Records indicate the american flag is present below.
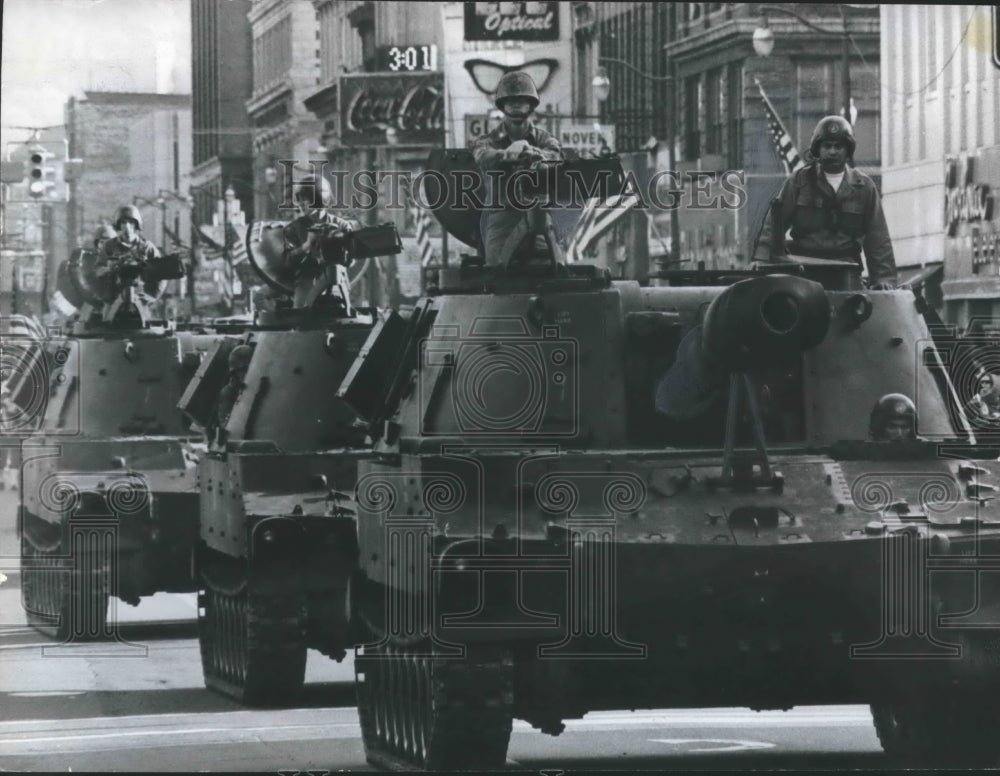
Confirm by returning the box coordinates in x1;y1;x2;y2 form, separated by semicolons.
565;191;641;263
223;221;248;307
755;77;805;174
403;174;435;267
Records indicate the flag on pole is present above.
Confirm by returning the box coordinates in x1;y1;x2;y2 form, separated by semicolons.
565;191;641;263
402;175;435;267
755;77;805;174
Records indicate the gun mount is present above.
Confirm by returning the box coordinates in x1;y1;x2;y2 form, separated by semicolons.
57;248;186;332
245;218;401;326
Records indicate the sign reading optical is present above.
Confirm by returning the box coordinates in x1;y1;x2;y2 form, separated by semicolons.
464;1;559;42
377;45;438;72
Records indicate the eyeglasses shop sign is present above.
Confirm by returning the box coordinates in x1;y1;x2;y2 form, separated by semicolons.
464;2;559;41
340;73;444;147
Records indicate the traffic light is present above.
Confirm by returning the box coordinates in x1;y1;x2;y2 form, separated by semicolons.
27;147;55;199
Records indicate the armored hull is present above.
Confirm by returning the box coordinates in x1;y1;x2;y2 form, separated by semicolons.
19;330;225;640
194;325;376;704
186;219;403;705
346;271;1000;769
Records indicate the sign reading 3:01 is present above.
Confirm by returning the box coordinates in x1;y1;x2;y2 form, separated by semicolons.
377;45;438;72
464;1;560;41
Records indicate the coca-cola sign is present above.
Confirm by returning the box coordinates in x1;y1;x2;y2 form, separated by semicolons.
464;1;560;42
340;73;445;147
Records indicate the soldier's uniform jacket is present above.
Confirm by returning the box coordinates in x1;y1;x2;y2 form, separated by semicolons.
470;121;563;264
754;163;897;285
470;121;563;175
100;234;161;266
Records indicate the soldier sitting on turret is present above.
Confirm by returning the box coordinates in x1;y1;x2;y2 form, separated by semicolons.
282;176;361;308
285;176;360;270
753;116;898;290
470;71;563;265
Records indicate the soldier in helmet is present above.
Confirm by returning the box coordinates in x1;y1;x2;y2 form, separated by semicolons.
101;205;161;266
284;175;360;272
869;393;919;441
208;344;253;448
93;224;117;255
754;115;898;290
470;70;563;265
97;205;161;300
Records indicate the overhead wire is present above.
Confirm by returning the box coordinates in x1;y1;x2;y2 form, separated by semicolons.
846;5;981;98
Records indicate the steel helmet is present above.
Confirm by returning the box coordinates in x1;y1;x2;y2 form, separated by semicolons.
114;204;143;231
93;224;117;247
292;175;333;208
228;344;253;374
809;115;856;159
494;71;540;110
869;393;916;440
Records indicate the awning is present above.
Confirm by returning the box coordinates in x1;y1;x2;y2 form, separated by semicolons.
896;263;943;290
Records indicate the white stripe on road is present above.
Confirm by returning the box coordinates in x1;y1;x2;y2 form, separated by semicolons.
0;706;874;756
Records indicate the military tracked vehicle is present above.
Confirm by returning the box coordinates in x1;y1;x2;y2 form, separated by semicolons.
336;151;1000;769
18;246;227;641
179;215;402;704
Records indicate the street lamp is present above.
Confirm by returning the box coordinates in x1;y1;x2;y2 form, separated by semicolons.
753;5;857;125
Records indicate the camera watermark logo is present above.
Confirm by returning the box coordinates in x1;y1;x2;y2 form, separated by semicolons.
420;316;579;437
919;317;1000;442
0;318;67;435
19;470;150;654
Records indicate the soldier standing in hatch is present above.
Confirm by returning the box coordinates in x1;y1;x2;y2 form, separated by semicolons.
470;71;563;265
869;393;921;441
754;116;898;290
98;205;161;301
100;205;161;267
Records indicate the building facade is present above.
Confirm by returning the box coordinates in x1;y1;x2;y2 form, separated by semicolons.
307;0;446;305
879;4;1000;331
191;0;255;225
247;0;324;219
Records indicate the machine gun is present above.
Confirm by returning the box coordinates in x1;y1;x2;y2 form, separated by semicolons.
246;218;402;323
56;248;187;330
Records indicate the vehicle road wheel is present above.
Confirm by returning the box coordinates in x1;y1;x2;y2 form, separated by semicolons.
21;525;110;642
356;641;513;770
872;695;1000;767
198;563;307;706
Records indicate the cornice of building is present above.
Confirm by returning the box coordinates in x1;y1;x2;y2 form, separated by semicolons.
247;78;295;117
303;81;338;120
248;0;290;26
